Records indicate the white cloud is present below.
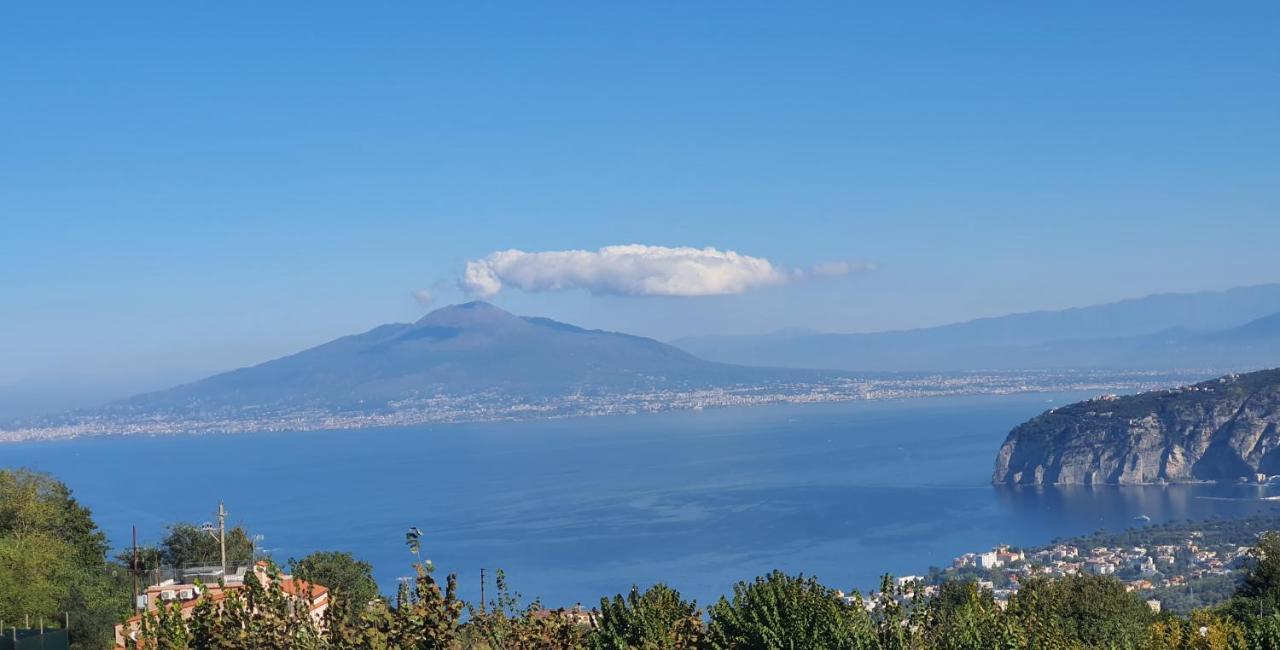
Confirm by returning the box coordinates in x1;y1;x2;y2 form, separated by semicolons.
460;244;869;298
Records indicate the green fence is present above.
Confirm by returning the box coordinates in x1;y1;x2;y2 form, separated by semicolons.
0;628;70;650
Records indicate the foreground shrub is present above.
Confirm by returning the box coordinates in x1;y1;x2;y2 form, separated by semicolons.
592;583;704;649
1147;610;1248;649
1008;574;1153;649
706;570;876;649
461;568;587;650
919;580;1024;650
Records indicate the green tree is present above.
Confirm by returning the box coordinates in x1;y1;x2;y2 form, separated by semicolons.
706;570;876;649
921;580;1024;650
1243;611;1280;649
292;550;381;614
0;468;129;649
1224;531;1280;623
159;522;256;569
1008;574;1153;649
1147;610;1247;649
591;583;704;650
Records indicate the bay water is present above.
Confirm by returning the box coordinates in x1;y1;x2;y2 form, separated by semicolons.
6;392;1279;606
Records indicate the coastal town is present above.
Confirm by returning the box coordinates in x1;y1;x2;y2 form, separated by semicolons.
852;517;1278;615
1;369;1201;442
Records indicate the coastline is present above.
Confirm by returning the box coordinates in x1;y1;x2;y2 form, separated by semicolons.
1;371;1199;444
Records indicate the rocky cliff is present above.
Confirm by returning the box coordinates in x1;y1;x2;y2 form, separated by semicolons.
993;368;1280;485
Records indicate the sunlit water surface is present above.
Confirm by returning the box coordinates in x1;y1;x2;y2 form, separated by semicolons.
7;392;1279;605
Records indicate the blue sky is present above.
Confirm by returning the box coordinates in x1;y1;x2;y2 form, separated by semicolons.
2;2;1278;391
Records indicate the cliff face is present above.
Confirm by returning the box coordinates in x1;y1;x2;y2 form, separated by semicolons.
993;369;1280;485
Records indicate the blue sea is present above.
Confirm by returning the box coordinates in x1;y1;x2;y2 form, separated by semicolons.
6;392;1280;607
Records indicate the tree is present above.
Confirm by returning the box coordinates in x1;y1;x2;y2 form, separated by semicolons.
920;580;1023;650
1147;610;1247;649
591;583;704;650
115;544;164;579
291;550;380;614
1229;532;1280;619
1007;573;1153;648
706;571;876;649
159;522;256;569
0;468;129;649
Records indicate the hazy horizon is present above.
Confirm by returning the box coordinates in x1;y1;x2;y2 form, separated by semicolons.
4;281;1279;421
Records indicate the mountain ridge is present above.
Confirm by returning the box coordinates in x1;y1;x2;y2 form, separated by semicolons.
36;302;834;429
674;284;1280;371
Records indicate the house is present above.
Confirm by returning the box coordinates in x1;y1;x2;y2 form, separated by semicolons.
896;575;924;588
1085;560;1116;576
995;545;1024;565
1126;579;1154;591
114;562;328;648
1139;557;1158;576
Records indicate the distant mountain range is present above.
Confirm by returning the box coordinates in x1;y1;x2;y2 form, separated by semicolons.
673;284;1280;372
9;285;1280;440
69;302;829;419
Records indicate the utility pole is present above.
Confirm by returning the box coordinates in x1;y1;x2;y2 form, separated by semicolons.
132;526;140;613
218;502;228;578
480;568;486;613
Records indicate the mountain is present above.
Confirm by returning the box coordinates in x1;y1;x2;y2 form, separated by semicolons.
992;368;1280;485
673;284;1280;371
45;302;829;426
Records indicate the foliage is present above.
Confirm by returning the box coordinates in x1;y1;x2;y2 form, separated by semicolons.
158;521;255;569
115;545;165;576
591;583;704;650
111;529;1280;650
918;580;1024;649
1007;573;1153;648
132;562;326;650
130;558;465;650
1054;517;1280;551
335;556;464;648
1152;574;1241;615
1229;532;1280;617
1147;611;1248;650
461;568;588;649
706;570;876;649
292;551;381;614
0;468;129;650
